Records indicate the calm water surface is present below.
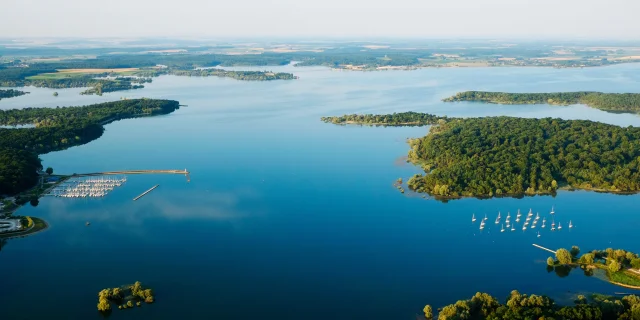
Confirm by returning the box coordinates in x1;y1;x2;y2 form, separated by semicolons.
1;64;640;319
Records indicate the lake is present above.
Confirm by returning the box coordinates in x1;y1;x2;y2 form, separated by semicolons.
1;64;640;319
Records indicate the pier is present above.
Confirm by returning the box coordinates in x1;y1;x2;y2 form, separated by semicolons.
532;244;556;254
133;184;159;201
72;169;189;177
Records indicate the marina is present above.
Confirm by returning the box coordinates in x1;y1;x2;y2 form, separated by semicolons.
46;176;127;198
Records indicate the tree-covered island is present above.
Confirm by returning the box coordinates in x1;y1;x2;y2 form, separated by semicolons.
444;91;640;113
0;99;180;196
97;281;155;313
321;112;446;126
322;113;640;199
0;89;28;100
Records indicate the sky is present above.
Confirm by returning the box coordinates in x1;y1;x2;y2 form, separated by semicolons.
2;0;639;39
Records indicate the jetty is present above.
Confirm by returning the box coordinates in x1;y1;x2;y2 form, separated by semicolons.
72;169;189;177
133;184;159;201
532;244;556;254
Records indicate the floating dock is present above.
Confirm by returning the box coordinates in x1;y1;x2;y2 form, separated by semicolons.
133;184;159;201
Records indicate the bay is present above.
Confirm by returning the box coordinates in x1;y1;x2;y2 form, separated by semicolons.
1;64;640;319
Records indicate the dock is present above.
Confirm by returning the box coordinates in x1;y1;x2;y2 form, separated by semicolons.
133;184;159;201
532;244;556;254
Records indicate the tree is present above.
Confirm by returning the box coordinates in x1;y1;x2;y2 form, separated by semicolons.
45;167;53;175
97;299;111;312
580;253;595;265
547;257;555;266
29;198;39;207
556;248;572;265
571;246;580;258
609;260;621;273
423;305;433;319
631;258;640;269
53;92;58;96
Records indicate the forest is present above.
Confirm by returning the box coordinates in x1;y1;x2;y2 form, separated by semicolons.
0;99;180;195
0;89;28;100
321;112;446;126
444;91;640;113
402;116;640;199
423;290;640;320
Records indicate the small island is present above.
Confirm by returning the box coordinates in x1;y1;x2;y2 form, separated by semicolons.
546;246;640;289
0;89;28;100
322;113;640;200
97;281;155;313
422;289;640;320
163;69;296;81
443;91;640;113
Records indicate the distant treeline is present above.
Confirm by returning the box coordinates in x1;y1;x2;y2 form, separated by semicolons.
164;69;296;81
444;91;640;113
0;89;28;100
0;99;180;194
321;112;446;126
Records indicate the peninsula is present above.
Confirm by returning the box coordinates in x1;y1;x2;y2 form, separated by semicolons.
443;91;640;113
0;89;28;100
322;113;640;200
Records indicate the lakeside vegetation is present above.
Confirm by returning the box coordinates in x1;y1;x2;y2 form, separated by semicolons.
321;112;446;126
0;99;179;195
97;281;155;313
405;116;640;199
423;290;640;320
547;246;640;289
162;69;296;80
444;91;640;113
0;89;28;100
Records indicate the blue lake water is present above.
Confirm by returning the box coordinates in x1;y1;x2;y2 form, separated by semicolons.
1;64;640;319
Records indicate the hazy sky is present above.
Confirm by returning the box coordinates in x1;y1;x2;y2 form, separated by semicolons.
3;0;639;38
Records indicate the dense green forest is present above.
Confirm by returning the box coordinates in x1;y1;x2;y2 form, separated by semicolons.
0;89;28;100
321;112;446;126
444;91;640;113
0;99;179;195
406;116;640;199
423;290;640;320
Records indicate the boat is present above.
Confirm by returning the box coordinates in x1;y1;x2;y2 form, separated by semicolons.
569;220;573;229
522;225;527;231
528;208;533;216
541;218;546;228
537;231;541;238
472;214;476;222
495;212;501;224
550;205;555;215
480;221;485;230
511;224;515;231
531;222;536;229
535;212;540;221
558;222;562;230
501;224;505;232
484;214;488;221
551;219;556;231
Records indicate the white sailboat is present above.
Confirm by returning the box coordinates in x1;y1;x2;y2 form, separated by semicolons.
550;206;555;215
537;231;541;238
495;212;501;224
516;209;521;218
541;218;546;228
535;212;540;221
551;219;556;231
528;208;533;216
522;224;527;231
472;214;476;222
501;224;505;232
569;220;573;229
505;212;510;224
511;224;516;231
531;221;537;229
480;220;485;230
558;222;562;230
484;214;488;221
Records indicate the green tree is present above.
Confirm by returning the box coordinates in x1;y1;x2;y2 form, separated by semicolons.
556;248;572;265
580;253;595;265
97;299;111;312
547;257;555;266
423;305;433;319
609;260;621;273
631;258;640;269
571;246;580;257
45;167;53;175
